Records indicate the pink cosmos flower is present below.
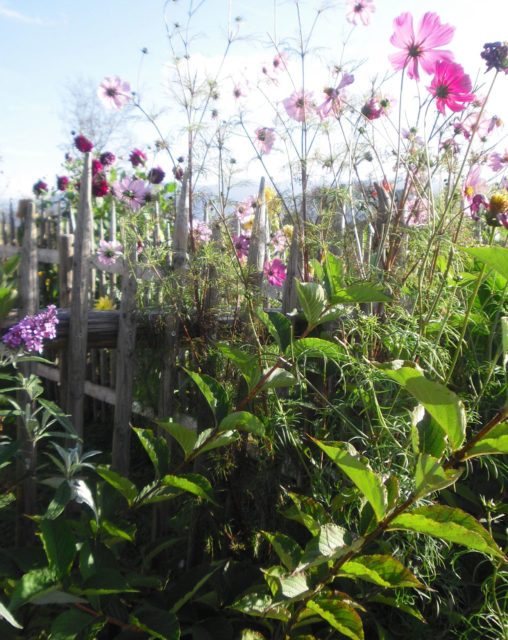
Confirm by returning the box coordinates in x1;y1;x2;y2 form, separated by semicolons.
389;12;455;80
427;61;475;115
264;259;286;287
233;82;248;100
489;151;508;172
361;98;382;120
129;148;147;167
235;196;256;222
98;76;131;111
463;166;487;204
92;159;104;176
470;194;489;221
283;90;315;122
192;221;212;244
33;180;48;196
254;127;276;155
272;52;289;72
270;229;288;254
97;239;123;266
316;73;354;120
112;177;151;211
346;0;375;26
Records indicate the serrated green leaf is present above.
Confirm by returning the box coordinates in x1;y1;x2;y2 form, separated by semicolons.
411;405;446;458
184;369;229;424
257;309;292;351
379;362;466;450
465;423;508;458
307;598;364;640
194;429;239;454
340;555;423;588
262;367;296;389
130;607;180;640
461;246;508;280
134;428;169;478
81;569;138;595
414;454;463;497
295;281;327;327
262;531;302;571
313;439;387;521
157;420;197;457
217;344;261;390
219;411;265;436
50;608;98;639
297;523;356;571
289;337;344;361
170;564;221;613
283;492;329;535
231;593;290;621
323;252;344;301
162;473;216;504
45;481;72;520
367;594;425;622
277;572;310;600
96;466;137;505
332;283;391;305
39;519;76;579
9;567;57;610
389;505;505;559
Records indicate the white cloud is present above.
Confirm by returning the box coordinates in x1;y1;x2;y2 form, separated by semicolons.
0;3;57;26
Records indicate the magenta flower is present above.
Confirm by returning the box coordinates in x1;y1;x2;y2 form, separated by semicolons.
98;76;132;110
32;180;48;196
56;176;69;191
97;239;123;266
254;127;276;155
346;0;375;26
361;98;382;120
470;194;489;221
192;221;212;244
112;177;151;211
233;234;250;260
99;151;116;166
489;151;508;172
389;12;455;80
92;175;109;197
74;134;93;153
92;159;104;176
233;83;248;100
427;61;475;114
283;90;315;122
3;305;58;354
129;148;147;167
264;259;286;287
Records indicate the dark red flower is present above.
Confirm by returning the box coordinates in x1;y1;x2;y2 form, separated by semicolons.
33;180;48;196
92;159;104;176
129;148;147;167
74;134;93;153
99;151;116;166
173;165;184;181
148;166;165;184
92;175;109;197
56;176;69;191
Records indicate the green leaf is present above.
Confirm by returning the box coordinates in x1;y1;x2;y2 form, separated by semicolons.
283;492;329;535
257;309;292;351
134;428;169;478
461;246;508;281
340;555;423;588
39;519;76;579
157;420;197;457
184;369;229;424
276;572;310;600
411;405;446;458
414;455;463;497
289;337;344;361
323;252;344;301
307;598;364;640
0;598;22;629
162;473;216;504
297;523;357;571
219;411;265;436
45;481;72;520
9;567;57;610
262;531;302;571
262;368;297;389
389;505;505;559
332;283;391;305
130;607;180;640
367;594;425;623
81;569;138;595
313;439;387;521
217;344;261;390
194;428;239;454
50;609;98;640
465;423;508;458
231;593;290;621
96;466;137;505
170;564;221;613
295;281;327;327
379;362;466;450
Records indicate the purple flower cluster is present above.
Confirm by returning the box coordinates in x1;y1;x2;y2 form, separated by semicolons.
2;305;59;354
481;42;508;73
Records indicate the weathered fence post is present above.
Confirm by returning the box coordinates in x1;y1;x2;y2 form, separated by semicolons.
16;199;38;544
58;233;74;410
247;177;267;292
67;153;92;438
111;251;137;475
282;224;303;314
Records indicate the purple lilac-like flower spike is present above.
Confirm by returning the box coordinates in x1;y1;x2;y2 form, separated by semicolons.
3;306;59;354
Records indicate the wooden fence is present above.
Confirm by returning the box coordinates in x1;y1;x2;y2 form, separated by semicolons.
0;153;287;477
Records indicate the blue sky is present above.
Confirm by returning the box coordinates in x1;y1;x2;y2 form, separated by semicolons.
1;0;507;200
